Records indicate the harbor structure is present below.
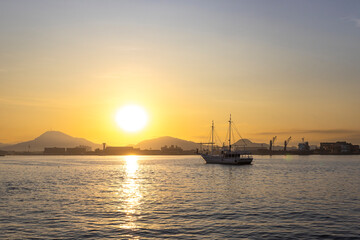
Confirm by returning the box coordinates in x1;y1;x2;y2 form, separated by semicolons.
298;141;310;152
320;142;359;154
44;147;66;155
104;146;140;155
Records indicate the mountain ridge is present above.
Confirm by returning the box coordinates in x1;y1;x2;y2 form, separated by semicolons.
1;131;101;152
1;131;293;152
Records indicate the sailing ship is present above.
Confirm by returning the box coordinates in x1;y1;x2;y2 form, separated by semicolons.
200;115;253;165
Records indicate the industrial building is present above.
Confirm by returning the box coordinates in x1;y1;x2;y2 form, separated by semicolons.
161;145;183;154
103;146;140;155
44;147;66;155
44;146;92;155
66;146;88;155
320;141;359;154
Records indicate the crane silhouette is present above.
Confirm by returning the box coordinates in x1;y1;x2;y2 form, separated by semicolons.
284;136;292;151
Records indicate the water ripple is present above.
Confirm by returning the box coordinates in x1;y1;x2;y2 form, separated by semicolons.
0;155;360;239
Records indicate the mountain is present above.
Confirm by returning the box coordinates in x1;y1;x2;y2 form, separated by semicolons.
136;136;199;150
2;131;101;152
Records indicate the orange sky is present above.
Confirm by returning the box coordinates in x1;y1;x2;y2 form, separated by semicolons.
1;1;360;146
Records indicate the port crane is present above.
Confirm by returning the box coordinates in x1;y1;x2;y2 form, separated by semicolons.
284;136;292;151
269;136;277;151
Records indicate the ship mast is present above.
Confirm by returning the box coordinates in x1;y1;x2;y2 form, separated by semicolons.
211;120;214;154
229;114;232;152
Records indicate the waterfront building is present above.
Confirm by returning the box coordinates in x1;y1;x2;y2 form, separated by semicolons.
320;141;359;154
104;146;140;155
44;147;66;155
66;146;88;155
161;145;183;154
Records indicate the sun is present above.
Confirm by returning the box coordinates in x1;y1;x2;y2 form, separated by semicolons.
115;105;148;132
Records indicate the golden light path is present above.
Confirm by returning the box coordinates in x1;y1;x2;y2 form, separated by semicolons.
119;155;142;230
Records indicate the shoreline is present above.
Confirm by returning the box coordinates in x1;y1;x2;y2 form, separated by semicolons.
1;152;360;156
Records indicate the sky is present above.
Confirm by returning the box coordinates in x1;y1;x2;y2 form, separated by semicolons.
0;0;360;146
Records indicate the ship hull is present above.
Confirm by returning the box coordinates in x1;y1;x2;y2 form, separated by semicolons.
201;154;253;165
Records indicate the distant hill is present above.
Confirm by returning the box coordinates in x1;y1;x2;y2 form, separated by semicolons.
136;136;199;150
0;143;10;148
1;131;101;152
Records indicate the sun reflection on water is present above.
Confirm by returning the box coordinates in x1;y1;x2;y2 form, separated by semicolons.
125;155;138;175
119;155;142;230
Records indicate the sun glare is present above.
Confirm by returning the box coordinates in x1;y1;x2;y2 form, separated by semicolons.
116;105;148;132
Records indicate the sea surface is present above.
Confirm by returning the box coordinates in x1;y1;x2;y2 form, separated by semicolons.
0;155;359;239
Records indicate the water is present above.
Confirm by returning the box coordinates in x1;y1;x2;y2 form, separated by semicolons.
1;155;359;239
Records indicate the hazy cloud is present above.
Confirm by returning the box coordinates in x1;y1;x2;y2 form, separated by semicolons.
254;129;360;144
352;18;360;27
0;97;68;109
346;134;360;142
344;17;360;28
256;129;360;135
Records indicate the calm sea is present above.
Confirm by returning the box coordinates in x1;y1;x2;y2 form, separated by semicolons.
0;155;359;239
